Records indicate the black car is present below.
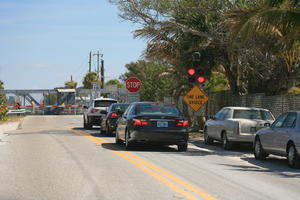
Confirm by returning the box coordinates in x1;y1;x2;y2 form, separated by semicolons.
100;103;130;136
115;102;189;151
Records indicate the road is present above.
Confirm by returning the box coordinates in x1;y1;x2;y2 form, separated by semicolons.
0;116;300;200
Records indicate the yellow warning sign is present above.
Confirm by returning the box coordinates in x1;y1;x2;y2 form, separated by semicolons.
183;85;209;112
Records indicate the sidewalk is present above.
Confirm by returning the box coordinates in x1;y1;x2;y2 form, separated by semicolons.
0;120;22;142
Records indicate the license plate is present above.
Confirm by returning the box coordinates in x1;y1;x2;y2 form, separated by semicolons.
157;121;168;127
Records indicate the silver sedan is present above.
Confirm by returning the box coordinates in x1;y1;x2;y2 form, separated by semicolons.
254;111;300;168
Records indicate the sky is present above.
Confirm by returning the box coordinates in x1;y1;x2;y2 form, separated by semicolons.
0;0;145;89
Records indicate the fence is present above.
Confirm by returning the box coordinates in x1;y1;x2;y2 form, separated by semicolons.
164;91;300;119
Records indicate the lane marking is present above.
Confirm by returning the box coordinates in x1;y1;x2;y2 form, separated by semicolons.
66;127;217;200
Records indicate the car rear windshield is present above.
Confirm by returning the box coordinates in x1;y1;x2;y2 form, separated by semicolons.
94;100;117;107
233;109;273;120
136;104;180;115
111;104;130;112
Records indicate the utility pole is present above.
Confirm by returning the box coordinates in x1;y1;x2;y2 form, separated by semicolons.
88;51;92;72
93;51;104;88
101;59;104;89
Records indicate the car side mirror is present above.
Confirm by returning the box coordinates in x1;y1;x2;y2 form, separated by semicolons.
264;122;271;127
83;106;88;109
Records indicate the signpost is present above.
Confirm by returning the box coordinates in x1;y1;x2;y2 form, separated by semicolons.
126;77;141;93
183;85;209;112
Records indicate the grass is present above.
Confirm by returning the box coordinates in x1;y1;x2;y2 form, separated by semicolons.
0;116;24;125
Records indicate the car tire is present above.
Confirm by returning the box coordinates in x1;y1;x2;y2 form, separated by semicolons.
287;144;300;169
254;137;267;160
100;125;106;135
204;127;213;145
106;124;112;136
222;132;232;150
115;131;123;145
83;117;87;129
125;129;134;150
177;143;188;152
86;117;93;130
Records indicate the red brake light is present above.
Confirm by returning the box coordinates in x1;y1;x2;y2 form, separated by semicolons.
133;119;149;126
177;121;189;127
91;109;100;113
111;112;118;117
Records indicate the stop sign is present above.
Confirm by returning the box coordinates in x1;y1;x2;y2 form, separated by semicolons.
126;77;141;93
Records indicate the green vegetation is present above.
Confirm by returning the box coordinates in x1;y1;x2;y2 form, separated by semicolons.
120;60;176;101
65;80;77;89
288;87;300;94
110;0;300;97
0;80;8;121
105;79;123;88
83;72;101;89
0;116;24;125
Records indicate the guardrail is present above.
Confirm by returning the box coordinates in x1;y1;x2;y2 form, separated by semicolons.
8;109;26;116
1;105;85;115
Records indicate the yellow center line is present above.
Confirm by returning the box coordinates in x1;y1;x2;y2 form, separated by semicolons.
66;126;217;200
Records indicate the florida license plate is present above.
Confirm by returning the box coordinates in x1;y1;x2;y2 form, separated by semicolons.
157;121;168;127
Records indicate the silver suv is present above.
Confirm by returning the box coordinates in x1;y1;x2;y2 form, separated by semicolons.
204;107;274;150
83;97;117;129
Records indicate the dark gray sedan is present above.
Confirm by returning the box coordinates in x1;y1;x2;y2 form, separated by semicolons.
115;102;189;151
254;111;300;168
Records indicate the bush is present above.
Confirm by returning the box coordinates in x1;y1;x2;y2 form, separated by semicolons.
0;106;8;121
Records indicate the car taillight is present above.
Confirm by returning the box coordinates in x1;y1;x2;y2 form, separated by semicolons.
133;119;149;126
111;112;118;118
177;121;189;127
91;109;100;113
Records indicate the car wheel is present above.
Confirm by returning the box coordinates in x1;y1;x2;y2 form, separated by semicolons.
222;132;232;150
287;144;300;169
177;143;188;152
115;130;123;144
204;127;213;145
106;124;112;136
254;137;267;160
115;130;123;145
125;129;134;150
83;117;87;129
86;117;93;129
100;125;106;135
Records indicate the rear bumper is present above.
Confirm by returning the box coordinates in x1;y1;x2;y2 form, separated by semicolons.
228;133;255;143
88;116;103;126
129;130;188;145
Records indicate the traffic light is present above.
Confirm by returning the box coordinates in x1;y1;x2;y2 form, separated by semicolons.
187;67;196;83
187;52;208;84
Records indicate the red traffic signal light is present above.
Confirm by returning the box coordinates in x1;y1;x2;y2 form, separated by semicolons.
187;68;196;76
197;76;205;84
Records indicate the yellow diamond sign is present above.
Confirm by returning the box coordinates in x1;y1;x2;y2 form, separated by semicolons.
183;85;209;112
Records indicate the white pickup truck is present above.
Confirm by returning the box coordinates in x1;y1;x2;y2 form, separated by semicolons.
204;107;275;150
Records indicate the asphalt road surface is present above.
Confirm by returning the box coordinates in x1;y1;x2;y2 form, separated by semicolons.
0;116;300;200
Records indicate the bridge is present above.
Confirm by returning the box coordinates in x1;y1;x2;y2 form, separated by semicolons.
0;86;139;108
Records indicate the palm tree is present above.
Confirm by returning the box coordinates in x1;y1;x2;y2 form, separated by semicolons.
82;72;101;89
228;0;300;89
